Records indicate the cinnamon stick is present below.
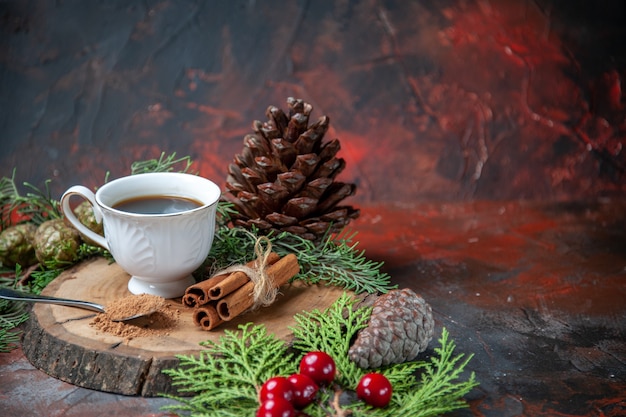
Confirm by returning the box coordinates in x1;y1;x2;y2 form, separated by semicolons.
208;252;281;300
217;253;300;321
183;254;280;307
182;274;229;307
192;303;224;331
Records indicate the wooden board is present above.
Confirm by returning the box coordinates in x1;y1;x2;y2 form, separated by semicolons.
21;257;350;397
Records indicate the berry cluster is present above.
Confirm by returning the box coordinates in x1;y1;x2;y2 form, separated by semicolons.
256;351;392;416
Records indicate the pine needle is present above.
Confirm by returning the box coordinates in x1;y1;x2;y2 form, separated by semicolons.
0;169;60;228
0;287;30;353
206;223;396;294
392;329;478;417
290;293;372;387
162;323;296;416
130;152;194;174
162;294;478;417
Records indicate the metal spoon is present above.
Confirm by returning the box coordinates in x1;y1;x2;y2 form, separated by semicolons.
0;287;159;322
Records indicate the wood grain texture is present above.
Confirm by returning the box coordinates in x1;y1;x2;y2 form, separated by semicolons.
21;257;348;396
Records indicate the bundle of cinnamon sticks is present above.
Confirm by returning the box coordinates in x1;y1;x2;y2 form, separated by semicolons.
183;252;299;331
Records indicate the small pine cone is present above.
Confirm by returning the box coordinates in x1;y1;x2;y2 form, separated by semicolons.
73;200;104;246
0;223;38;268
33;219;81;264
349;288;434;368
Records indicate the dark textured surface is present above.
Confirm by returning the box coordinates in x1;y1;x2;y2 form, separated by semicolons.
0;1;625;416
2;201;625;416
357;201;626;416
0;0;624;202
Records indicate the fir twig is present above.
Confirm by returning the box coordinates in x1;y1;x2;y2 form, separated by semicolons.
216;201;238;228
161;295;478;417
279;229;397;294
393;329;478;417
290;293;371;387
130;152;194;175
0;287;30;353
206;225;396;294
0;170;60;228
162;323;296;416
26;268;64;295
0;269;30;352
15;180;61;225
0;327;22;353
289;295;478;417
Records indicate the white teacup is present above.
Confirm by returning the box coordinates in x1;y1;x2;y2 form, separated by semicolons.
61;172;221;298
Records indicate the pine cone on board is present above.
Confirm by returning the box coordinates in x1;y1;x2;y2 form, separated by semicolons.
349;288;435;368
224;97;359;242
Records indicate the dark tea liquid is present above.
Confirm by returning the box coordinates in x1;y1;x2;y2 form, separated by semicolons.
113;195;203;214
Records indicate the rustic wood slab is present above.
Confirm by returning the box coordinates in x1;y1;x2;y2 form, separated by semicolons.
21;257;349;396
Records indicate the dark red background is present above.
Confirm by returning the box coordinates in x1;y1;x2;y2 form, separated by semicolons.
1;1;625;417
0;0;624;202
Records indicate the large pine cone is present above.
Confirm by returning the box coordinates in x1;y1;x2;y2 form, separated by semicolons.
224;97;359;241
349;288;435;368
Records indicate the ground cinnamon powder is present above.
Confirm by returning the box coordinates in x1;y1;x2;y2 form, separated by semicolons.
90;294;180;340
106;293;166;321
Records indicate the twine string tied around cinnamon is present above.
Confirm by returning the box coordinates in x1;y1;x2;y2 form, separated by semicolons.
210;236;278;310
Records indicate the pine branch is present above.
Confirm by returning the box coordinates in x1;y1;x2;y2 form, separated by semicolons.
290;293;372;387
206;224;396;294
0;327;22;352
161;295;478;417
0;298;29;330
272;229;397;294
26;268;63;295
0;289;30;352
392;329;478;417
15;180;61;225
162;323;296;416
130;152;194;174
0;170;60;228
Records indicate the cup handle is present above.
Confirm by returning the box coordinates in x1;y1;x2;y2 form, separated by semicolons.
60;185;110;251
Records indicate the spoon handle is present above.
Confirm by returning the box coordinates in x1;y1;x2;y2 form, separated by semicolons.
0;287;106;313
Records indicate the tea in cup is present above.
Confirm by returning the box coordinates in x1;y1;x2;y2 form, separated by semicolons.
61;172;221;298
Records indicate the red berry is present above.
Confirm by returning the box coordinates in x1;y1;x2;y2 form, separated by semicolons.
356;373;392;408
256;397;295;417
299;351;336;385
260;376;294;403
287;373;319;408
